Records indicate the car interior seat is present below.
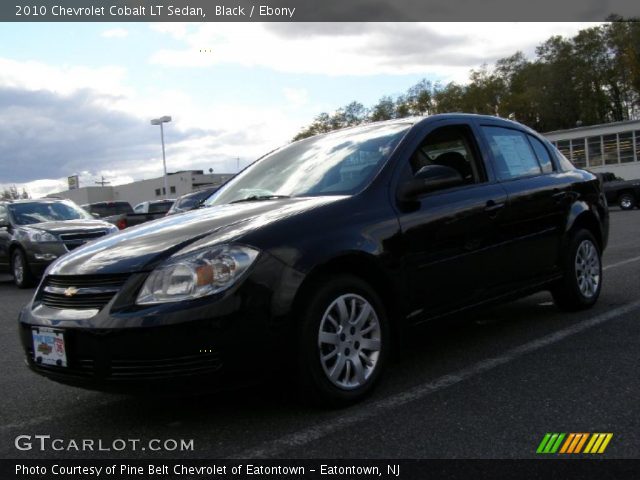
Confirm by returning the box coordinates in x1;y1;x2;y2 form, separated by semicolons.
433;151;473;183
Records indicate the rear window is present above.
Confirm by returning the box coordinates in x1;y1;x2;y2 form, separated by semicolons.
149;201;173;214
88;203;132;217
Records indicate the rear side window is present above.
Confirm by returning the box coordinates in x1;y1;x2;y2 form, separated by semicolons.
482;126;541;180
527;135;554;173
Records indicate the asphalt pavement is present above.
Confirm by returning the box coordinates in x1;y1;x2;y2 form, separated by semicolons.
1;208;639;459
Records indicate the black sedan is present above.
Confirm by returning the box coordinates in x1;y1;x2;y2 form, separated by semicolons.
18;114;608;405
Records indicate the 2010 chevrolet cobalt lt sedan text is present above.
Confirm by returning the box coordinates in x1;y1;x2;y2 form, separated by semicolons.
19;114;608;405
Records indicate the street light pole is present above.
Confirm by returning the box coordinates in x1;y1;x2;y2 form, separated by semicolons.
150;115;172;197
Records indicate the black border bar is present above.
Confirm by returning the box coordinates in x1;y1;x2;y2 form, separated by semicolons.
3;0;640;22
4;459;640;480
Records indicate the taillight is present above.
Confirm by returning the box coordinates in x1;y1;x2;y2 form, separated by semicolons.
116;218;127;230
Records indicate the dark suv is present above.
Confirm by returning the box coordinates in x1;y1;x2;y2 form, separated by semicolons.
0;199;117;287
18;115;608;405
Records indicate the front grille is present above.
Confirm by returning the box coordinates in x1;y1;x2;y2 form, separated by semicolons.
39;274;129;311
59;230;108;250
110;354;222;379
28;350;221;381
59;230;108;241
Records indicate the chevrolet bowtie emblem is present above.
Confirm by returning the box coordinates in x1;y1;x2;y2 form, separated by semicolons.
64;286;79;297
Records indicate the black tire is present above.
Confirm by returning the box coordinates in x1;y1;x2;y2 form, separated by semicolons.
12;249;36;289
297;274;389;407
551;229;602;311
618;193;636;210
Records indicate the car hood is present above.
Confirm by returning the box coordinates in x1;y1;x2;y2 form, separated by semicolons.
48;197;343;275
20;220;114;233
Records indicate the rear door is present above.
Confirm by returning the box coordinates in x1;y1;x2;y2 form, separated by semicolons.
395;120;509;316
478;124;572;285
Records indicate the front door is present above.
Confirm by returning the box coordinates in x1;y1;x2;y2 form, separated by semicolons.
395;123;508;318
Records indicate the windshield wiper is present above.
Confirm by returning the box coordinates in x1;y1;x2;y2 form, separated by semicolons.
230;195;291;204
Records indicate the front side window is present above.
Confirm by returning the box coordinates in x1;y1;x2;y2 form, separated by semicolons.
409;124;485;185
207;122;411;206
8;201;92;226
482;126;542;180
134;204;145;213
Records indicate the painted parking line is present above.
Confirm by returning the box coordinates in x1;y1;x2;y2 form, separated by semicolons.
603;255;640;271
235;298;640;458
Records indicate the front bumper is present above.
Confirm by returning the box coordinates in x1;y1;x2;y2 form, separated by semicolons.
18;254;301;392
24;242;68;277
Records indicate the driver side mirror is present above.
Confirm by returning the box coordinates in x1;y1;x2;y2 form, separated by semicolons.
0;217;10;229
398;164;465;201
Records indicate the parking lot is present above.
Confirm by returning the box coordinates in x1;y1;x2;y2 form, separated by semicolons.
0;208;639;460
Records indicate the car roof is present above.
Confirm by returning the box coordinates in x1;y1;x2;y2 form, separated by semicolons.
300;113;537;142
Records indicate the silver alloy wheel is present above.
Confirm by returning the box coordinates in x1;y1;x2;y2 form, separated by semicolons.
13;252;24;285
575;239;600;298
318;293;381;390
620;196;632;209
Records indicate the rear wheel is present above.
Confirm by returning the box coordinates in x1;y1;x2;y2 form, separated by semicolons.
297;275;389;406
619;193;636;210
551;229;602;311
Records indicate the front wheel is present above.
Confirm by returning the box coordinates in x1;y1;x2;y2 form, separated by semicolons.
551;229;602;311
297;275;389;407
12;249;36;289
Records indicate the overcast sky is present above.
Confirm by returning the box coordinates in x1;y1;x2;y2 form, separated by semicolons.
0;22;599;197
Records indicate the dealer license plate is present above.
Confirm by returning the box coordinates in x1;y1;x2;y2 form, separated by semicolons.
31;327;67;367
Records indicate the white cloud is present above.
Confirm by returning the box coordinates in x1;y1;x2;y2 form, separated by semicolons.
283;87;309;108
0;57;130;97
101;27;129;39
149;22;600;83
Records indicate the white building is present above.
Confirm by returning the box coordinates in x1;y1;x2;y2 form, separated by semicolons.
545;119;640;179
49;170;234;206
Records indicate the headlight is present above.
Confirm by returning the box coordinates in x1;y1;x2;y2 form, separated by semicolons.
23;228;57;243
136;244;260;305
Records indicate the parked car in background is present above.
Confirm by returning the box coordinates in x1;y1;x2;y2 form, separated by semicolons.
0;199;117;287
83;200;177;230
82;201;134;218
166;187;219;215
18;115;608;405
597;172;640;210
133;200;174;215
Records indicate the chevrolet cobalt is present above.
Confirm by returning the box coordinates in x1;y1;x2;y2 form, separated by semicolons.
19;115;608;405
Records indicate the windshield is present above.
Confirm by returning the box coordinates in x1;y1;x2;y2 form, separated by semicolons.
206;122;411;206
8;201;93;225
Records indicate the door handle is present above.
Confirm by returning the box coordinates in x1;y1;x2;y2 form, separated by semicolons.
484;200;505;217
552;190;568;203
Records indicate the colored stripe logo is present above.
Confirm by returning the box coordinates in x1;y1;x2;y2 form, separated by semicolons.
537;433;613;454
